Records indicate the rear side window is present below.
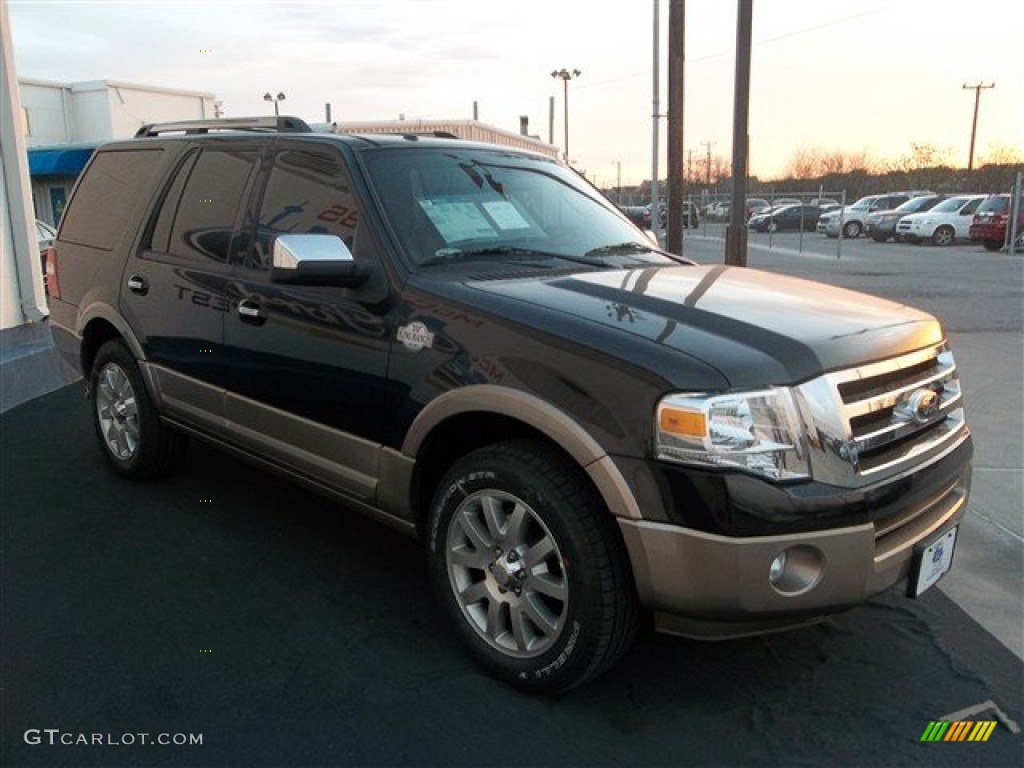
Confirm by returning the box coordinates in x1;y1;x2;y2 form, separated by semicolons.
59;149;163;250
146;148;259;264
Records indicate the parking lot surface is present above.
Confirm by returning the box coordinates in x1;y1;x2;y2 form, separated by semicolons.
3;227;1022;767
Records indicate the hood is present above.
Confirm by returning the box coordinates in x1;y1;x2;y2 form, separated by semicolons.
465;265;943;388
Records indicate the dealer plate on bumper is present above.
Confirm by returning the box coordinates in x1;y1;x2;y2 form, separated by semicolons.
910;526;958;597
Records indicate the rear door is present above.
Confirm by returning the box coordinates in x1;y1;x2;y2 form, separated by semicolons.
953;196;985;238
122;142;261;430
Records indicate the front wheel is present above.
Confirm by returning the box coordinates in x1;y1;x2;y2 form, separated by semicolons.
426;440;638;693
932;225;955;246
982;239;1002;252
842;221;862;238
90;340;185;479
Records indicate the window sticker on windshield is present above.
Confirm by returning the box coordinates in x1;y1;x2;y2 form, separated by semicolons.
482;200;531;231
418;200;497;242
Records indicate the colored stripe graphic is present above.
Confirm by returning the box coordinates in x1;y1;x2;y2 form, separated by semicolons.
969;722;997;742
945;722;970;741
921;720;997;743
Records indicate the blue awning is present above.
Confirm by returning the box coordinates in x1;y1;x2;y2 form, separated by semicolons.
28;147;95;176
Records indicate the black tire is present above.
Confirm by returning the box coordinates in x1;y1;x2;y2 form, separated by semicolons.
89;340;185;479
982;239;1002;252
842;221;862;238
426;440;638;693
932;225;955;246
870;234;889;242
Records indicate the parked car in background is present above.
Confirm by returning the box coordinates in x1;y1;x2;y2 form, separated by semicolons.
770;197;802;208
36;219;56;254
745;197;771;218
817;193;918;238
36;219;56;272
865;195;946;242
896;195;987;245
747;204;822;233
642;202;700;229
808;198;839;208
619;205;648;228
969;193;1024;251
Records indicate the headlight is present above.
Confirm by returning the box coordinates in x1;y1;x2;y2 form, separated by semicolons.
655;388;810;481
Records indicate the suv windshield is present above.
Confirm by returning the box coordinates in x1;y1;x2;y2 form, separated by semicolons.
849;196;879;210
895;196;941;214
930;197;971;213
360;147;663;267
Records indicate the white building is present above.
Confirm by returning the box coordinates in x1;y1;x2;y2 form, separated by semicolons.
20;78;216;224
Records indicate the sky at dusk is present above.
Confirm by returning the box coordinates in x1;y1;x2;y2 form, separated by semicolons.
8;0;1023;186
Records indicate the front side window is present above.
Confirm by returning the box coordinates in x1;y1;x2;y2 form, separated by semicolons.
245;147;359;271
361;147;654;267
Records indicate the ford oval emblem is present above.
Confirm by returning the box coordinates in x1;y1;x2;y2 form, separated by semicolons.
907;389;940;424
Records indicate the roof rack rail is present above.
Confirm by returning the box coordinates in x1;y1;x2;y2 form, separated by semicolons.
399;131;459;140
135;116;313;138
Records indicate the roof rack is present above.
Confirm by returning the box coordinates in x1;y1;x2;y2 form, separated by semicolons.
134;116;312;138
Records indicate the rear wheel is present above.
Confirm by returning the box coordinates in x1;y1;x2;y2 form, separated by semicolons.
932;225;955;246
426;440;638;693
90;340;185;479
870;233;889;242
982;239;1002;252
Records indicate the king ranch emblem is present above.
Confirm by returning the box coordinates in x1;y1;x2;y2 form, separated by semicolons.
397;322;435;352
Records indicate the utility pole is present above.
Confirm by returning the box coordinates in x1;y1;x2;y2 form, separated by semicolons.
724;0;752;267
666;0;685;256
962;82;995;172
700;140;716;188
651;0;661;240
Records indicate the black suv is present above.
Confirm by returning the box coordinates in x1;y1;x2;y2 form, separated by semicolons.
48;117;972;693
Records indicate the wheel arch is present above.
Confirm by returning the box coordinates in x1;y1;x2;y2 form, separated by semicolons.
78;307;159;405
79;304;145;375
401;386;643;533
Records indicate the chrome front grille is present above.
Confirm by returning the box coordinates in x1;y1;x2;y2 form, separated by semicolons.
794;343;969;488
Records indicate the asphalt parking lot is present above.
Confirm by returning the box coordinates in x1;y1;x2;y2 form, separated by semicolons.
2;228;1022;767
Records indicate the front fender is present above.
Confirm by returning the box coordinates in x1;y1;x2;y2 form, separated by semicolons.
402;385;643;521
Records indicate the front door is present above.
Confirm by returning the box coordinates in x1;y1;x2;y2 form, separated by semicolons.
221;143;394;502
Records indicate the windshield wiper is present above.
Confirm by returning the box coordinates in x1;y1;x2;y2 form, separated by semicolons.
421;246;608;268
584;241;658;257
585;241;693;265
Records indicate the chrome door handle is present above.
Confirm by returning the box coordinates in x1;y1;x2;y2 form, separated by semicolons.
237;299;265;325
127;275;149;295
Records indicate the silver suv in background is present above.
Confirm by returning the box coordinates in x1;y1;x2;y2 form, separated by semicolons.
865;194;947;242
817;192;930;238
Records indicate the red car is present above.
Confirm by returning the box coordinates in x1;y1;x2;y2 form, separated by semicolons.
969;193;1024;251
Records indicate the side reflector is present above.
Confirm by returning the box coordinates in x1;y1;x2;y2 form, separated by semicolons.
659;407;706;437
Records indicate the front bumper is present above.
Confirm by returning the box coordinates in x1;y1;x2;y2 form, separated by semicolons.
615;437;971;639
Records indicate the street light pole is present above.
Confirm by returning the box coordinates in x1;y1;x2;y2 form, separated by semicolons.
551;68;581;162
263;91;286;116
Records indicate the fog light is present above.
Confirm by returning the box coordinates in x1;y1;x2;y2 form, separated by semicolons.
768;546;824;596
